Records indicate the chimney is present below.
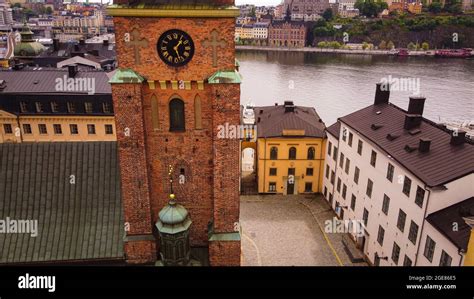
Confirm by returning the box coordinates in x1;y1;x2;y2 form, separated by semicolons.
284;101;295;113
419;138;431;153
53;38;59;52
68;64;78;78
374;82;390;105
450;130;466;146
407;96;426;116
103;39;109;46
79;39;85;45
404;114;422;130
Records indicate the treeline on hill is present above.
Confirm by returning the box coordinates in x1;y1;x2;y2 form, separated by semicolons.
310;14;474;49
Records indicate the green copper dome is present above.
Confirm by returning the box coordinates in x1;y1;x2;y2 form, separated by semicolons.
14;42;46;57
155;195;192;234
14;23;46;57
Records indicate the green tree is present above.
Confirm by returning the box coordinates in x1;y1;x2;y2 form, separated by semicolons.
422;42;429;50
428;1;442;13
379;40;387;49
444;0;462;14
407;42;416;50
355;0;388;18
387;40;395;49
330;41;342;49
322;8;333;21
46;7;53;15
362;42;369;50
249;6;256;18
317;41;328;48
314;26;335;37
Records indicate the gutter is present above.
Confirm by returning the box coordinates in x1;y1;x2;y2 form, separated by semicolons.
415;186;430;266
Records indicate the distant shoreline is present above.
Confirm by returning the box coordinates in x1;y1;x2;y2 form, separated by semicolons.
235;45;418;56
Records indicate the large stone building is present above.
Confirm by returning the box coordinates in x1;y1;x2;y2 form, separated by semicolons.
249;101;327;195
108;0;241;266
268;20;307;48
0;67;116;143
323;84;474;266
283;0;330;20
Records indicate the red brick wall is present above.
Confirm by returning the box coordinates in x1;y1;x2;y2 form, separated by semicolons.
111;83;156;263
209;240;241;266
124;240;156;264
142;85;214;246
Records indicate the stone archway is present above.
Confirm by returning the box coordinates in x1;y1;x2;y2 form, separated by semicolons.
241;141;257;195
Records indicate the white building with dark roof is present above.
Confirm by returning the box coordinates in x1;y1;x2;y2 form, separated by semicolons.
323;84;474;266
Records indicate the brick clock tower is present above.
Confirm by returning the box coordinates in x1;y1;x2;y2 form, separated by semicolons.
108;0;241;266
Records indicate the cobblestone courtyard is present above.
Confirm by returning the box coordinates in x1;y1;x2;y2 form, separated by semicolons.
240;194;368;266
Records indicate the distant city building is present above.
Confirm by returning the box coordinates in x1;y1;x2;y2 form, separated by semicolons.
283;0;330;20
337;0;360;18
268;20;307;48
253;22;269;40
0;0;12;26
323;84;474;266
462;0;473;11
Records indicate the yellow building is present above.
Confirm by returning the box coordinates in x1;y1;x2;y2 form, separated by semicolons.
0;111;116;143
464;217;474;266
0;66;116;143
253;102;326;195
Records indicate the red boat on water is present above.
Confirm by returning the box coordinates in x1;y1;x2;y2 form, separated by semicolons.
435;48;473;58
396;48;410;56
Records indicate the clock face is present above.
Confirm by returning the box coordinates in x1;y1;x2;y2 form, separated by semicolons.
157;29;195;67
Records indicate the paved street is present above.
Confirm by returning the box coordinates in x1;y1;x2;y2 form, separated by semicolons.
240;194;368;266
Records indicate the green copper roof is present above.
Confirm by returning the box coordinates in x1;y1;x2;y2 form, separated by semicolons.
208;70;242;84
14;42;46;57
109;68;144;84
155;201;192;234
209;232;241;242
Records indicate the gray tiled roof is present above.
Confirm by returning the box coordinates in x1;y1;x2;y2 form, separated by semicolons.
326;122;341;139
427;197;474;251
0;142;124;264
254;104;326;138
339;103;474;187
0;69;112;94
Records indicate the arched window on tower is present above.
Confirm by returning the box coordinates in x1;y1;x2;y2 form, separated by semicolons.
169;98;185;132
307;147;315;160
270;147;278;160
151;95;159;131
194;95;202;130
289;147;297;160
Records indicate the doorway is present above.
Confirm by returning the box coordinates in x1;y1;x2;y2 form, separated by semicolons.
287;182;294;195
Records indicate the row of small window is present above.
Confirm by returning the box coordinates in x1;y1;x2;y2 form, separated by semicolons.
379;236;452;266
323;187;448;266
327;145;425;207
268;182;313;192
269;146;316;160
269;167;314;176
20;101;112;114
3;123;114;135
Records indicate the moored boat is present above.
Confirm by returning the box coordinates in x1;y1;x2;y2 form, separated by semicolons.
435;48;473;58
